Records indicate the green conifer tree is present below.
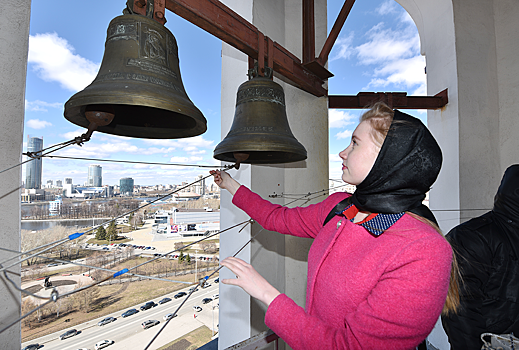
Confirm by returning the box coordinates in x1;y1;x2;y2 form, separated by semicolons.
106;221;118;242
95;225;106;240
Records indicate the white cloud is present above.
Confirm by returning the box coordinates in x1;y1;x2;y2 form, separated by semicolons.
28;32;99;92
169;156;203;163
60;129;85;139
329;153;344;181
329;153;342;163
27;119;52;129
144;135;215;155
25;100;62;112
330;32;354;61
335;129;353;140
356;24;418;65
329;110;357;129
367;55;425;90
376;0;399;15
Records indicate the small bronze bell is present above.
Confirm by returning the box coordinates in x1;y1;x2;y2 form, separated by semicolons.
214;71;307;164
64;12;206;139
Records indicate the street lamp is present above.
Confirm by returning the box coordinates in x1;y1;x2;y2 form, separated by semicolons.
211;298;215;336
195;249;198;282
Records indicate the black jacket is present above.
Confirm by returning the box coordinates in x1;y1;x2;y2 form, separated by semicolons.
442;165;519;350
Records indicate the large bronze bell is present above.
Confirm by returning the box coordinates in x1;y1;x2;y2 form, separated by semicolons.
64;13;206;139
214;75;307;164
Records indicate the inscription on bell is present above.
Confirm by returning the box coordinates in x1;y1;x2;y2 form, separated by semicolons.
237;87;285;106
229;126;275;135
126;59;177;79
98;72;183;94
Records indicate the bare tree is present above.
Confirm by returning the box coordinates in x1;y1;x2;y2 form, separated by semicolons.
21;298;37;327
200;242;217;254
174;242;185;251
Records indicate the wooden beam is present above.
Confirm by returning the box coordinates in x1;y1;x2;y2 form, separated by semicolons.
328;89;449;109
303;0;315;64
165;0;328;96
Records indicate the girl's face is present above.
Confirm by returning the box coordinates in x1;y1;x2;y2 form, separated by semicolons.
339;121;381;186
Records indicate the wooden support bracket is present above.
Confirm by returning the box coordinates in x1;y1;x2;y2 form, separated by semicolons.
328;89;449;109
165;0;328;97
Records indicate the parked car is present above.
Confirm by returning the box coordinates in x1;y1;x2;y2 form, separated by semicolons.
121;308;139;318
59;329;77;340
140;301;157;311
22;344;39;350
193;305;202;312
94;340;114;349
158;297;171;305
47;263;58;267
163;313;177;321
142;320;160;329
98;316;116;326
174;292;187;299
202;298;212;304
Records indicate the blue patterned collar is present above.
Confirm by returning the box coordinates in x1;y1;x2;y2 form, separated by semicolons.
338;204;404;236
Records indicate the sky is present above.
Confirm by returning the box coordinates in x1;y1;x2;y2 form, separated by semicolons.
23;0;426;187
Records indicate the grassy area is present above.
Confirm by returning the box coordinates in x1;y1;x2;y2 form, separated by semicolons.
157;326;214;350
86;236;132;245
21;253;219;342
21;273;215;342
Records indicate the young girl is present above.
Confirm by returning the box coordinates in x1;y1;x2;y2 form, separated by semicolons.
211;102;458;349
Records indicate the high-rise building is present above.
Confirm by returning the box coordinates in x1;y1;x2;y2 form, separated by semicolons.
193;174;206;195
25;137;43;189
65;178;72;185
87;165;102;187
120;177;134;196
56;180;63;187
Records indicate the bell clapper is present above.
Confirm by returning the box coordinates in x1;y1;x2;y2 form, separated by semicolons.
233;152;250;170
79;110;115;142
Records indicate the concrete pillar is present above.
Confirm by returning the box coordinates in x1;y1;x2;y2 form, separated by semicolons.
0;0;31;347
219;0;328;349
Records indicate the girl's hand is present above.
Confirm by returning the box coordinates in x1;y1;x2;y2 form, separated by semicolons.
220;256;280;307
210;170;241;195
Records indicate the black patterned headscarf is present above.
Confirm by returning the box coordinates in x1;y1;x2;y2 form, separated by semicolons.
351;109;442;224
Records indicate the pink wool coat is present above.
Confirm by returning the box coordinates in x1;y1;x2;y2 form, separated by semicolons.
233;186;452;350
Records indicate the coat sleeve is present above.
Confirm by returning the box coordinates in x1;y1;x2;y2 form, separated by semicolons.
265;235;453;350
442;222;493;350
232;185;347;239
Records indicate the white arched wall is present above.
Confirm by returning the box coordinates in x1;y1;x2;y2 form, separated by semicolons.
396;0;519;349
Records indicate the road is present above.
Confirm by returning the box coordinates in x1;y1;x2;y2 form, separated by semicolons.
22;279;220;350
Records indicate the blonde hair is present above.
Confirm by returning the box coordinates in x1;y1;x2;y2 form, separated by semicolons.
360;102;394;146
361;102;461;315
